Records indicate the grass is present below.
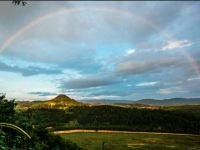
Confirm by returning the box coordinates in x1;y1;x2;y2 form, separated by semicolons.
61;132;200;150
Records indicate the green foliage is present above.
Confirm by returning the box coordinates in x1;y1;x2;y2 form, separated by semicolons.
0;131;8;150
67;120;80;128
0;94;16;123
29;127;82;150
21;108;73;128
0;123;31;139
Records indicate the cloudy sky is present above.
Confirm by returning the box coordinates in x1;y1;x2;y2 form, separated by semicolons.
0;1;200;101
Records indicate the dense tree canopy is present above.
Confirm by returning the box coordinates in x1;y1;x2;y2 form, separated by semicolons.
23;105;200;134
0;94;16;123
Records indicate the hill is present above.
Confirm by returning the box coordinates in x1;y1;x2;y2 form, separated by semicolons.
16;94;82;110
48;94;79;105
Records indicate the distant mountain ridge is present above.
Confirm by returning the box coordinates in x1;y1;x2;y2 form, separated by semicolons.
83;98;200;106
81;99;134;104
133;98;200;106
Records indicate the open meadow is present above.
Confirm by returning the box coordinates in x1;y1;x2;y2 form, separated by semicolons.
61;132;200;150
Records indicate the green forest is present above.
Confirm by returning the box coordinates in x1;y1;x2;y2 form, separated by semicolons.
22;105;200;134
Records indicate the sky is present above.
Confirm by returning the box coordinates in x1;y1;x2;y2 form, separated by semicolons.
0;1;200;101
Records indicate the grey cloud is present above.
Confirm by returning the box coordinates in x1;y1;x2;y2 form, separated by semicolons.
3;40;100;74
115;58;180;75
1;1;193;71
183;79;200;94
156;79;200;97
60;76;119;89
89;90;131;97
0;61;62;76
2;2;190;47
143;2;187;26
0;1;71;28
28;91;57;96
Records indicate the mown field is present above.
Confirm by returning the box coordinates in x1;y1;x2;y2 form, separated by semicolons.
61;132;200;150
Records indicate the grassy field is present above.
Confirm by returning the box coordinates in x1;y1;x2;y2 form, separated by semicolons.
61;132;200;150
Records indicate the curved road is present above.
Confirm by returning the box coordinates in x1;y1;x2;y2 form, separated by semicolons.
54;129;200;137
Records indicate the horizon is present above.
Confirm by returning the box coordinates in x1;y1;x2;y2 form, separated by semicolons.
13;94;200;102
0;1;200;101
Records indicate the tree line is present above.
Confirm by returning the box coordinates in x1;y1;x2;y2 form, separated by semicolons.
23;105;200;134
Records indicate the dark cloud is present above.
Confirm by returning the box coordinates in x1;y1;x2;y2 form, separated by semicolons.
0;61;62;76
89;90;131;97
28;91;57;96
60;76;119;89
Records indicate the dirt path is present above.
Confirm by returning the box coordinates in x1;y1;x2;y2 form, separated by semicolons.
54;129;200;137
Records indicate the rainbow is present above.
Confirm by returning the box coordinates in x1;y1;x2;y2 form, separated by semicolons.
0;6;199;76
0;6;168;52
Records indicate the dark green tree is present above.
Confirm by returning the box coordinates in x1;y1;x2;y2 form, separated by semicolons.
0;94;16;123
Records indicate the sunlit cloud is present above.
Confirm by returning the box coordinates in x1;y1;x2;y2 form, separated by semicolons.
162;40;192;51
187;77;200;81
158;86;186;94
136;81;159;87
126;48;135;55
